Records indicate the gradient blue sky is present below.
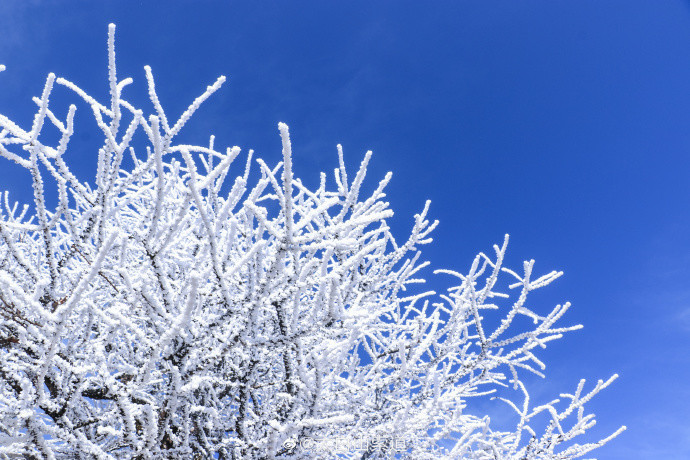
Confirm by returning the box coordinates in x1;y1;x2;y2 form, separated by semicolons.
1;1;689;458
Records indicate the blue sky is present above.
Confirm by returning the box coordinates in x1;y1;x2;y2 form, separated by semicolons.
1;1;689;458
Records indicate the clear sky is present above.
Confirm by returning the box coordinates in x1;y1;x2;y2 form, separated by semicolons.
1;1;689;458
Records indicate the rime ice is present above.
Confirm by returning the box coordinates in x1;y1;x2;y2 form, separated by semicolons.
0;25;624;459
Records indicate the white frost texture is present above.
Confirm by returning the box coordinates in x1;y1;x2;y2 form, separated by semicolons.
0;25;624;459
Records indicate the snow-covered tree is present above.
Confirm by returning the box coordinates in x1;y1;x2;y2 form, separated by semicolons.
0;25;624;459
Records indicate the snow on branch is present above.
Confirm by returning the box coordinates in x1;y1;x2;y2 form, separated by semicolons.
0;25;623;459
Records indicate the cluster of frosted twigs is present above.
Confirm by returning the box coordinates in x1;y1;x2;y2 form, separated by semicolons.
0;25;623;459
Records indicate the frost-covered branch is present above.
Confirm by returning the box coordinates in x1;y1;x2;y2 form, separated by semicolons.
0;25;623;459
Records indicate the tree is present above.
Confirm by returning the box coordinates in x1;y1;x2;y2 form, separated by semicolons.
0;25;624;459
